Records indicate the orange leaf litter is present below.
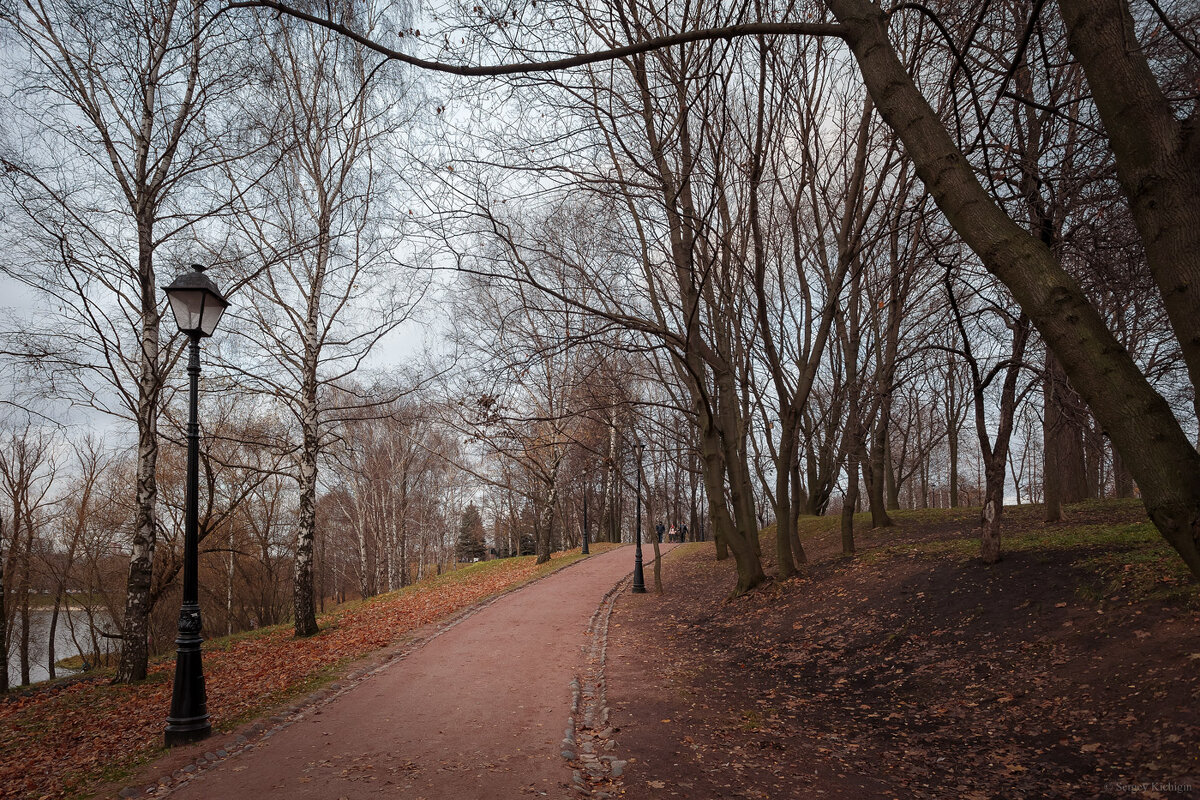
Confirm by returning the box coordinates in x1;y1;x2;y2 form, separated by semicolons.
0;550;589;799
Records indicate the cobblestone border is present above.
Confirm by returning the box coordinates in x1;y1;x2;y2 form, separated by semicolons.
563;573;631;798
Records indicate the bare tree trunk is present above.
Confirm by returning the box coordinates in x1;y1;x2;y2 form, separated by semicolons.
603;414;618;542
980;460;1007;564
885;437;900;511
47;597;61;681
293;384;321;637
946;359;961;508
16;490;34;684
789;463;806;564
0;510;7;693
647;492;662;594
1044;353;1088;521
399;477;410;587
1043;363;1063;523
688;447;700;543
841;461;858;557
536;457;562;565
694;397;763;593
536;493;554;565
355;498;370;600
1113;446;1134;499
18;541;30;685
115;276;161;682
710;493;730;560
864;433;892;528
772;420;799;579
918;411;930;508
226;526;235;636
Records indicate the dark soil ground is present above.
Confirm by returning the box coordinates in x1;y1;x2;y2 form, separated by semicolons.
606;500;1200;799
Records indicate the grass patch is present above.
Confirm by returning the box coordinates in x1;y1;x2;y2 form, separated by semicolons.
780;500;1196;605
739;709;763;732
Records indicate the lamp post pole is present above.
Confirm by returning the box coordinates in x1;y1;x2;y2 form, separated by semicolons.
164;332;211;746
582;491;590;555
631;441;646;594
162;263;226;748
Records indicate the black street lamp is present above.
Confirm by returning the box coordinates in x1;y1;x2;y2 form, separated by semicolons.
581;491;590;555
162;264;228;748
631;439;646;594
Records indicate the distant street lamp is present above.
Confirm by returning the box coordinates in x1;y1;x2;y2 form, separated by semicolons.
631;439;646;594
162;264;228;747
581;491;590;555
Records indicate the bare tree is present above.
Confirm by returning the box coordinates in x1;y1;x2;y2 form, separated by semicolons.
260;0;1200;581
227;7;422;635
0;0;250;681
0;424;58;686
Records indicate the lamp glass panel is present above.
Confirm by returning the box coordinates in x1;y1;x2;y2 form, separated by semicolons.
199;296;228;337
167;289;206;334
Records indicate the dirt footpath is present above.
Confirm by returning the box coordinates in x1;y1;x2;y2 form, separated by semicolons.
161;545;671;800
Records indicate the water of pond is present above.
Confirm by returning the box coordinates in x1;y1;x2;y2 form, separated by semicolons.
6;607;114;687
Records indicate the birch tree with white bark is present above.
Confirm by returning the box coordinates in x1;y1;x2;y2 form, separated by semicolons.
228;5;423;636
0;0;250;681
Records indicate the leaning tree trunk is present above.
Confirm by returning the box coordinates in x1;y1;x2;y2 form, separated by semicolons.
830;0;1200;578
1055;0;1200;392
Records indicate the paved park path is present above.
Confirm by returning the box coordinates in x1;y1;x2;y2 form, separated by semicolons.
168;544;674;800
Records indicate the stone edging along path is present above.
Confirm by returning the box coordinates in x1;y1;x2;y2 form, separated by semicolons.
563;544;680;799
117;552;608;799
562;571;631;798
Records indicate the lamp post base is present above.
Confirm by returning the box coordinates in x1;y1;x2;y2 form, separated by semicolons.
164;716;212;748
631;557;647;593
165;604;210;748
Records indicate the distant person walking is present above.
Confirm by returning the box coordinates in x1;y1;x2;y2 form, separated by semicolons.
680;523;688;542
655;521;665;543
